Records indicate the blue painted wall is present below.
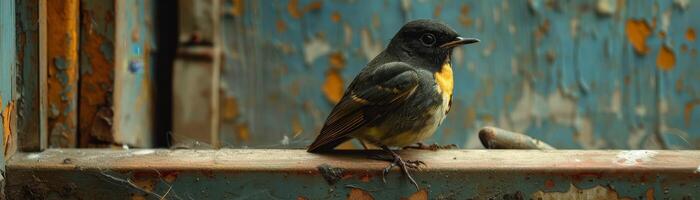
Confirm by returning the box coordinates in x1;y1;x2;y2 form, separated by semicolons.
218;0;700;149
1;0;16;169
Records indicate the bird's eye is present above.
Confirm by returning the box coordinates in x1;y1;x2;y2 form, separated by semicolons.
419;33;436;46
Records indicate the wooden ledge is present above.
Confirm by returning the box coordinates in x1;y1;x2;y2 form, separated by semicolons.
6;149;700;199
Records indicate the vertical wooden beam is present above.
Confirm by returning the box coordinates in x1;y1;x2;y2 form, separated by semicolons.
172;0;221;148
112;0;154;147
46;0;79;148
1;0;17;163
78;0;116;147
14;0;47;152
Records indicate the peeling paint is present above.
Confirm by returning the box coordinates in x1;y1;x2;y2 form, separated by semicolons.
347;188;374;200
360;29;382;62
656;45;676;71
404;189;428;200
303;34;330;64
614;150;658;166
532;184;631;200
625;19;652;55
322;70;344;104
2;99;15;155
222;96;240;121
596;0;617;16
687;28;696;41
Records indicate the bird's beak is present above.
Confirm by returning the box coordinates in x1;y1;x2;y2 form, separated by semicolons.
440;37;480;49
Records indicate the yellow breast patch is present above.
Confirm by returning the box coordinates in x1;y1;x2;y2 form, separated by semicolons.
435;61;454;98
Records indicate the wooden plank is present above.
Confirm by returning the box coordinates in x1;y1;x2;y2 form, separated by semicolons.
46;0;79;148
14;0;45;152
6;149;700;199
172;0;221;148
112;0;154;147
78;0;116;147
1;0;17;163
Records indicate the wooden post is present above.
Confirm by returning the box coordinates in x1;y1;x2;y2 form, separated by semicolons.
46;0;79;148
172;0;221;148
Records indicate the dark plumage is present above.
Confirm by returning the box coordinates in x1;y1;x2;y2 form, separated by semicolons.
307;19;479;190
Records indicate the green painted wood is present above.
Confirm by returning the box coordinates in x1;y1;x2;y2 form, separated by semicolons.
1;0;17;170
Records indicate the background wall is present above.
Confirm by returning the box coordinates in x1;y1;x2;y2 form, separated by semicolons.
216;0;700;149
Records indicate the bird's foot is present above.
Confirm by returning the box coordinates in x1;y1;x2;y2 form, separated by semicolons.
403;142;458;151
369;146;424;191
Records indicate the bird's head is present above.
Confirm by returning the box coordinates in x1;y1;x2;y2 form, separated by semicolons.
387;19;479;69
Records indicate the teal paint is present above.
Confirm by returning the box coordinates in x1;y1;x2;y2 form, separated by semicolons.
113;0;155;147
0;0;16;170
219;0;700;149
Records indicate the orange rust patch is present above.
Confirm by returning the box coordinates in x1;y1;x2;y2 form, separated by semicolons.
79;10;115;146
288;0;302;18
331;11;341;23
235;123;250;142
329;52;346;70
131;194;146;200
291;117;303;138
163;171;179;183
625;19;652;55
297;196;309;200
2;99;15;156
646;188;654;200
545;179;555;189
433;5;442;18
359;174;372;182
231;0;244;16
656;45;675;71
684;100;700;127
459;5;472;26
276;19;287;32
322;70;345;104
47;0;79;147
535;19;551;42
347;188;374;200
305;1;322;12
288;0;322;19
222;96;239;121
681;44;688;52
687;28;697;41
404;189;428;200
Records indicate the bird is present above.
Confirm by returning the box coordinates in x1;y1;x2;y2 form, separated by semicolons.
307;19;479;189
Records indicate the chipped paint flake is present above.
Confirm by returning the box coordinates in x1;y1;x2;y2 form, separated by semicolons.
404;189;428;200
347;188;374;200
687;28;697;41
614;150;658;166
303;35;331;64
322;70;344;104
360;29;382;62
656;45;676;71
596;0;616;16
532;184;629;200
625;19;652;55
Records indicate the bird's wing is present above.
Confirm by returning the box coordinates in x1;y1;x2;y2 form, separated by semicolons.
307;62;420;152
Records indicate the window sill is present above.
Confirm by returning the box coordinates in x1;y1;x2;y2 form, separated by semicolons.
6;149;700;199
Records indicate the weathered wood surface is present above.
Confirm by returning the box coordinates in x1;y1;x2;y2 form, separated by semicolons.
6;149;700;199
46;0;79;148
